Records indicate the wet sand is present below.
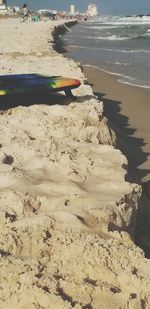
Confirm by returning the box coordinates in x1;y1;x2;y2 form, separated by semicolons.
84;65;150;182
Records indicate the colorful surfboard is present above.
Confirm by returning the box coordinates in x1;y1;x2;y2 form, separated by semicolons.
0;74;81;98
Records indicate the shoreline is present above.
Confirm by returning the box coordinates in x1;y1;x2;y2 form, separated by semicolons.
85;64;150;92
83;65;150;183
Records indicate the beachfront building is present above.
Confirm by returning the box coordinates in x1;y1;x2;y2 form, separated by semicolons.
86;3;99;16
69;5;76;15
69;4;76;15
0;0;7;13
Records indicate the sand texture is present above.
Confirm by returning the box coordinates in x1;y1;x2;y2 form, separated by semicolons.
0;17;150;309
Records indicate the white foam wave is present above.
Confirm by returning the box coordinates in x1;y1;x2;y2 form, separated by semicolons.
102;21;150;26
79;34;149;41
85;35;130;41
112;61;132;66
101;34;149;40
92;15;150;26
84;64;135;79
144;33;150;37
97;35;130;40
84;64;150;89
67;44;150;54
109;48;150;54
86;25;120;30
119;79;150;89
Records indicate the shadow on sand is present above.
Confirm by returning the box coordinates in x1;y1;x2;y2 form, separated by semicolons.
94;89;150;257
94;91;150;183
0;91;74;111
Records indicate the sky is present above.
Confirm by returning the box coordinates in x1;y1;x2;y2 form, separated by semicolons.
7;0;150;16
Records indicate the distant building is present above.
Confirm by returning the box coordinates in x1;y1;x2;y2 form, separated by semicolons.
69;4;76;15
87;3;98;16
0;0;7;13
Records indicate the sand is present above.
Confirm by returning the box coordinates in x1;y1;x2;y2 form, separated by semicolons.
0;17;150;309
83;66;150;182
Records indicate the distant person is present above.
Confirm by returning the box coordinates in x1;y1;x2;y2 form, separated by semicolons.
22;3;30;21
84;14;87;21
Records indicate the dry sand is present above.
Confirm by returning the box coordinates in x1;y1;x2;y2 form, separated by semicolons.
0;17;150;309
83;66;150;182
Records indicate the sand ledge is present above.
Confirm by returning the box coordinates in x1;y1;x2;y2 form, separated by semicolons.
0;17;150;309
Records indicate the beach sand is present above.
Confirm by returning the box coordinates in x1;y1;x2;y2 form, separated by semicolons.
1;17;150;308
84;65;150;182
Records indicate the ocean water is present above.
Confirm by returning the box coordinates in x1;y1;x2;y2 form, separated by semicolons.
62;15;150;89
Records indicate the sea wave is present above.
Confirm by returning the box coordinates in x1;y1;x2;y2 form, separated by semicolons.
118;79;150;89
82;35;130;41
63;17;150;90
97;35;129;40
102;48;150;54
85;25;121;30
91;15;150;26
84;64;135;79
77;32;150;41
99;21;150;26
133;33;150;39
67;44;150;54
110;61;132;66
143;33;150;37
84;64;150;89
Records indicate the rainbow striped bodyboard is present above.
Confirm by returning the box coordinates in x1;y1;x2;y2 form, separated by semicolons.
0;74;81;98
